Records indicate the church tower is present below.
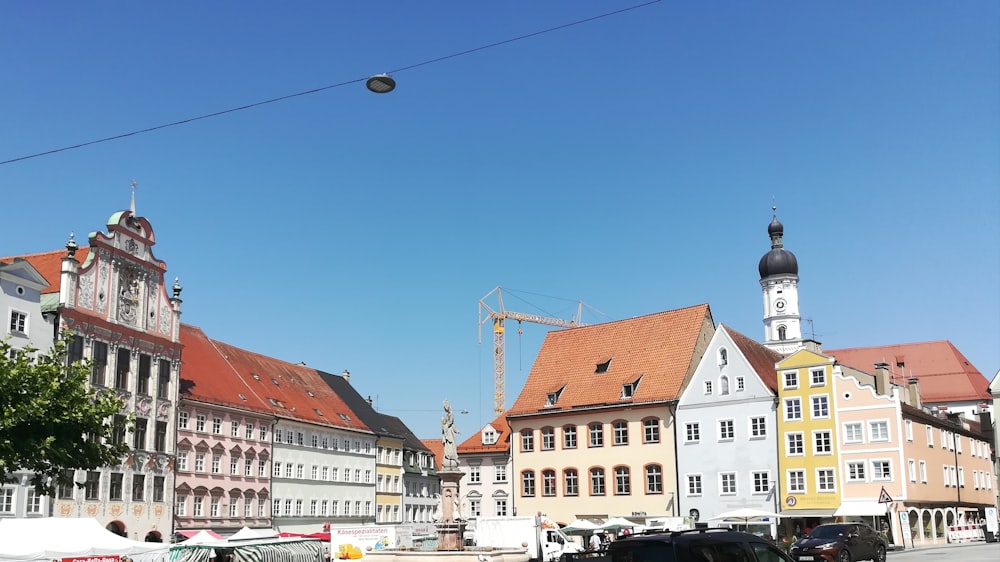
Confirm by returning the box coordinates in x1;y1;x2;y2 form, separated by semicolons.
758;208;805;354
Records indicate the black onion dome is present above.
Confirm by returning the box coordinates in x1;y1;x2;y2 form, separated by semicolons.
767;215;783;237
759;213;798;278
759;248;798;278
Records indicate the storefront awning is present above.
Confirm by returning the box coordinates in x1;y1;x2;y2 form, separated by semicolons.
780;509;836;518
834;502;890;517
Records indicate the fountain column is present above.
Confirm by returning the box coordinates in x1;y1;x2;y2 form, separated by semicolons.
437;400;466;550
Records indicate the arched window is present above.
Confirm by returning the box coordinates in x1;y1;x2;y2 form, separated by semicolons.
613;466;631;495
520;470;535;497
720;376;730;395
542;470;557;496
589;467;606;496
644;464;663;494
777;325;787;340
719;348;728;366
564;469;579;496
520;429;534;452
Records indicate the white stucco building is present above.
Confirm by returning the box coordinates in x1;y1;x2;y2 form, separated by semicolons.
676;324;784;535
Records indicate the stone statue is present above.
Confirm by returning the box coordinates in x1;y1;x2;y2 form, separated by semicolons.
442;399;459;469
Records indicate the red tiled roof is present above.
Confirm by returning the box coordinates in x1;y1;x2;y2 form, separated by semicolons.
179;324;274;413
179;324;372;432
421;439;444;471
457;412;510;455
508;304;714;416
827;341;991;403
723;324;784;392
0;248;91;294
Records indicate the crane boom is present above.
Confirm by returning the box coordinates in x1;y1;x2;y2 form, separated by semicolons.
478;286;587;414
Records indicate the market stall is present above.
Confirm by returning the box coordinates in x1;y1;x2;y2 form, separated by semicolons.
0;518;169;562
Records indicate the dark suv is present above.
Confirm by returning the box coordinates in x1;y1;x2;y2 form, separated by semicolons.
788;523;886;562
563;528;793;562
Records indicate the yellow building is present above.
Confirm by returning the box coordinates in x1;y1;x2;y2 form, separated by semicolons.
776;349;841;526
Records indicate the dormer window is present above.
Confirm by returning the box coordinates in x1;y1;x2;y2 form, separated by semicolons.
545;386;565;407
595;358;612;374
621;383;635;399
718;348;728;366
483;429;497;445
621;376;642;400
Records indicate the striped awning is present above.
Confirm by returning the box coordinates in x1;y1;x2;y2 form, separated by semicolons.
170;539;322;562
231;539;323;562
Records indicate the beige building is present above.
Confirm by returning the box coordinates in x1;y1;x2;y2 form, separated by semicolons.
506;304;714;524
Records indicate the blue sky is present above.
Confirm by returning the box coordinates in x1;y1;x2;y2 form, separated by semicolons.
2;1;997;439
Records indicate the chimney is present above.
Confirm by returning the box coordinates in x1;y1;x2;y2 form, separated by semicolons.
906;377;921;409
978;409;994;451
874;362;890;396
367;395;374;407
342;370;351;383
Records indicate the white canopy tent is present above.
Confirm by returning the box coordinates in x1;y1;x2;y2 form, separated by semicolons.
600;517;644;533
708;508;782;524
0;518;169;562
561;519;602;535
228;526;279;540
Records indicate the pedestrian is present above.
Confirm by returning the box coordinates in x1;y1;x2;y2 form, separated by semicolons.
590;533;601;551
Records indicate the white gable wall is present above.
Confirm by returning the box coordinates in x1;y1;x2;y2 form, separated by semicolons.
676;326;780;530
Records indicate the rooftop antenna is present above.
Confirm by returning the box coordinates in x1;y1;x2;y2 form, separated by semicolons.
804;318;818;340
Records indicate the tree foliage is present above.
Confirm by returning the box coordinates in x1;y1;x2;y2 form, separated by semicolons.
0;334;130;495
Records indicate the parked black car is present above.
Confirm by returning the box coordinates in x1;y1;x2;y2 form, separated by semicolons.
788;523;886;562
562;528;793;562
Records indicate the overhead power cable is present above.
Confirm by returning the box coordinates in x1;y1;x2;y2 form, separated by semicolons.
0;0;661;166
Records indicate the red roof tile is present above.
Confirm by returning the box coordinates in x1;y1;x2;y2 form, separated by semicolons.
723;324;784;392
421;439;444;471
0;248;91;294
179;324;372;432
508;304;714;416
179;324;274;413
457;412;511;455
827;341;991;403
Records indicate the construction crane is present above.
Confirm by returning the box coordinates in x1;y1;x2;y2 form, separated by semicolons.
478;286;587;415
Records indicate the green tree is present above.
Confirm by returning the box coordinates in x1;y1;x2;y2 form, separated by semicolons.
0;334;131;495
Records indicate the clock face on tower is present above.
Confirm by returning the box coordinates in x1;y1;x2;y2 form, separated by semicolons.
775;299;786;313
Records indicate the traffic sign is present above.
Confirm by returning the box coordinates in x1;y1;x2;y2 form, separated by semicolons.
878;487;893;503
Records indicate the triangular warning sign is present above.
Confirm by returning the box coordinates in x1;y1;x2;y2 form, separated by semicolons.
878;487;893;503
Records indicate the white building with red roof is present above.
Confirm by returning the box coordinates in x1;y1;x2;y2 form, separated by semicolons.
456;413;514;521
676;324;784;534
